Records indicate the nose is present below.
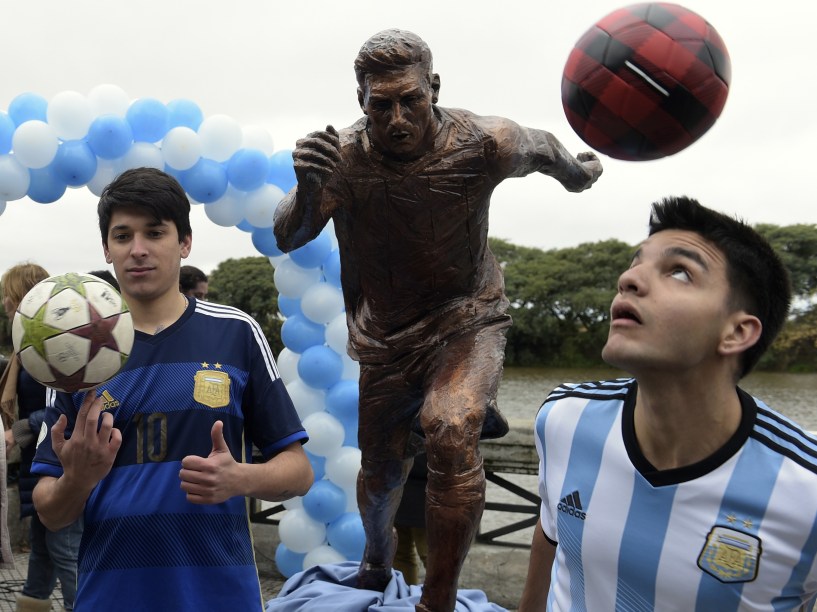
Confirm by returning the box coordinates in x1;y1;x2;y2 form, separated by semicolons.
130;233;149;258
617;265;644;295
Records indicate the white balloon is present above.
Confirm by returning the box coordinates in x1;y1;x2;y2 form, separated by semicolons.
274;258;323;298
0;155;31;201
47;90;93;140
342;355;361;381
342;484;359;512
162;126;202;170
278;508;326;553
303;412;345;457
268;254;288;269
283;496;303;510
324;446;362;491
243;183;285;228
277;347;301;385
303;544;346;570
87;84;130;117
241;125;275;156
203;186;247;227
325;313;349;355
198;114;242;162
11;121;59;169
285;378;326;421
118;141;164;172
0;200;6;217
87;159;120;197
301;283;345;325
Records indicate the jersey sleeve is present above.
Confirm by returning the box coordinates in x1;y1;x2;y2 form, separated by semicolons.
535;396;559;544
30;388;83;478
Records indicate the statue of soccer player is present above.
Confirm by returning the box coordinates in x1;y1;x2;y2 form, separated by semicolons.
274;29;602;611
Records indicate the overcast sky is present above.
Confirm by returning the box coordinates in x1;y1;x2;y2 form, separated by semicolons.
1;0;815;278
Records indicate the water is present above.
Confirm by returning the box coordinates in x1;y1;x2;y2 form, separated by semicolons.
497;367;817;430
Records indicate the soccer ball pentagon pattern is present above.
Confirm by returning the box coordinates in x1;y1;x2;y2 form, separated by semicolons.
562;2;731;161
11;272;134;393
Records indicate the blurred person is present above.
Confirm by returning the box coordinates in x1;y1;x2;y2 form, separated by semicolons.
179;264;208;300
86;269;120;292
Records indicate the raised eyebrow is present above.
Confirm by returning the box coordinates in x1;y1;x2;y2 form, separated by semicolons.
664;246;709;271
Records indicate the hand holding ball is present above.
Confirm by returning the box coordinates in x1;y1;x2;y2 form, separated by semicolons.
11;272;134;393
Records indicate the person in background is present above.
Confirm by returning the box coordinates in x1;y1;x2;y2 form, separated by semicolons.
519;196;817;610
3;262;83;612
392;453;428;584
87;269;120;292
30;168;313;611
179;265;208;300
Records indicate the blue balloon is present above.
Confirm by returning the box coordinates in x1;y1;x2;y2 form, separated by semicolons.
274;543;306;578
342;418;359;447
302;479;346;524
327;513;366;560
280;314;325;353
179;158;227;203
87;115;133;160
277;295;301;318
236;219;254;233
0;112;14;154
8;93;47;126
306;450;326;481
267;149;297;192
126;97;169;143
290;229;333;269
27;167;67;204
227;148;270;191
298;345;343;389
51;140;97;187
167;98;204;130
322;249;342;288
251;227;283;257
325;380;359;423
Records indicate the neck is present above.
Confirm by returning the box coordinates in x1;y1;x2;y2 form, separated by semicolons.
633;372;743;470
127;291;188;335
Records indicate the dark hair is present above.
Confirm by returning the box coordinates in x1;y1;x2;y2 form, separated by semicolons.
97;168;191;245
354;29;434;89
648;196;791;378
179;265;208;293
87;269;120;292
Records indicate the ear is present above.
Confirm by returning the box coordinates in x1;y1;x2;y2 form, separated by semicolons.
102;241;112;264
430;73;440;104
719;312;762;358
357;87;366;114
180;233;192;260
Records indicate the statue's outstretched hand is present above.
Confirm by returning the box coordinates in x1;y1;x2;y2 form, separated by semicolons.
293;125;341;191
577;151;603;189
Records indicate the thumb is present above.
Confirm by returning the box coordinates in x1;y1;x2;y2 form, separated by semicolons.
210;421;229;454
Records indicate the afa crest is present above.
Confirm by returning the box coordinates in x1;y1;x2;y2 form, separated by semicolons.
194;369;230;408
698;525;761;583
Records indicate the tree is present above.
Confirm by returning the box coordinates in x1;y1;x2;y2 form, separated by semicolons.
756;223;817;309
207;257;283;354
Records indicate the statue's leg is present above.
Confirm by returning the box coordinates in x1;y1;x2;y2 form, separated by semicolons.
417;322;507;612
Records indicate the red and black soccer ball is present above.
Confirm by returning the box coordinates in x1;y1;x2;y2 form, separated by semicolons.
562;2;731;161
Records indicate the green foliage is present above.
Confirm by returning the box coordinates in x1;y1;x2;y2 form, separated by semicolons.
207;257;283;355
756;223;817;310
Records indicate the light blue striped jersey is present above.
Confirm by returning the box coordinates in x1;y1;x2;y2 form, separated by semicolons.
535;378;817;611
32;298;308;611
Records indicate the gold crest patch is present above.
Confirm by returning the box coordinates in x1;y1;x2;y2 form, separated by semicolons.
698;525;761;583
193;370;231;408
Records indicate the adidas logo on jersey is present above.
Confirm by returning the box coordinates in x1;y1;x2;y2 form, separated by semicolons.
557;490;586;520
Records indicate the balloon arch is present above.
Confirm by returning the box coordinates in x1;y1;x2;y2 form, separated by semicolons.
0;85;364;576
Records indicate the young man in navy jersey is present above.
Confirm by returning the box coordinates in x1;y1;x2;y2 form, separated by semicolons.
520;196;817;610
31;167;313;611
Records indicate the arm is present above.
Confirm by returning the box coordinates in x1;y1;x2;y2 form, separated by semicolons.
518;518;557;611
178;421;313;504
32;393;122;531
273;125;342;252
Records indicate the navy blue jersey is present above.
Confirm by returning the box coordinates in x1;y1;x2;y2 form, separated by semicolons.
32;298;307;611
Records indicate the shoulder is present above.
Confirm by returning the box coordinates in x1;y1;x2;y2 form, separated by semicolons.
750;396;817;475
535;378;633;436
191;300;263;333
545;377;634;405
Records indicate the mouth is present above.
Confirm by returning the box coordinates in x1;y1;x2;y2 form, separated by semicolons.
611;301;642;324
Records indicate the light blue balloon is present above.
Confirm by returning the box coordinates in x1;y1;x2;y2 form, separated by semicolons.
325;380;359;423
306;450;326;481
277;295;301;318
51;140;97;186
8;93;47;126
126;98;169;143
267;149;296;192
327;513;365;560
27;167;67;204
322;249;342;288
87;115;133;160
274;543;306;578
0;112;14;154
236;219;254;233
179;158;227;203
167;98;203;130
251;226;284;257
228;148;270;192
280;314;325;354
302;479;346;524
298;345;343;389
290;229;333;269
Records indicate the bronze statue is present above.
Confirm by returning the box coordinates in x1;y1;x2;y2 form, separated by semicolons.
274;29;602;611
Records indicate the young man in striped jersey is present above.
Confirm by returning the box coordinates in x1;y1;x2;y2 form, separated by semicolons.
519;196;817;610
31;168;313;611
